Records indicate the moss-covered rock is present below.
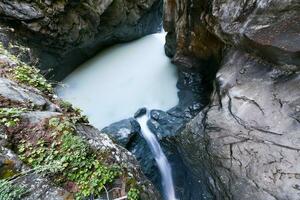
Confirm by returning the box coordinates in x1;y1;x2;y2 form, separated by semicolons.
0;40;161;200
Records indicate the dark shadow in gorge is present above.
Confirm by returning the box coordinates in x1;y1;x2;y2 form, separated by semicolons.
0;0;163;82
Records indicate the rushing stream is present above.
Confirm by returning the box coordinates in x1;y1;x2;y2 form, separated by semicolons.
56;33;178;199
136;111;177;200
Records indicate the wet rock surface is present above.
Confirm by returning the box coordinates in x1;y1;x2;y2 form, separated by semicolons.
164;0;300;199
102;67;214;199
0;0;163;80
101;118;140;148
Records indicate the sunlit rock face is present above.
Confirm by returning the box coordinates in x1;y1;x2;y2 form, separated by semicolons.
56;33;179;129
0;0;163;80
164;0;300;199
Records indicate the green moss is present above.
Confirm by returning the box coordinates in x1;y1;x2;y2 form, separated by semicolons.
0;108;26;127
18;117;120;199
12;65;52;93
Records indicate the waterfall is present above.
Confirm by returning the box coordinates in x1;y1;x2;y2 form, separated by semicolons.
136;110;177;200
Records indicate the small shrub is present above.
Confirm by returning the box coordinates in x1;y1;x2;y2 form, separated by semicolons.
127;188;140;200
0;108;26;127
12;65;52;93
18;117;120;199
0;180;26;200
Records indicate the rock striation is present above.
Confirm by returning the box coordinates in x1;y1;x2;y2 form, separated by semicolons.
164;0;300;199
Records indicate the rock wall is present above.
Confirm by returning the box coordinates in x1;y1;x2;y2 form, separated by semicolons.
0;0;163;80
164;0;300;199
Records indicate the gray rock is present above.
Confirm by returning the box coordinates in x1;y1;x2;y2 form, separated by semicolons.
134;107;147;118
101;118;140;147
0;146;70;200
0;1;44;21
164;0;300;199
177;50;300;200
76;123;162;200
0;78;57;111
164;0;300;67
21;111;61;124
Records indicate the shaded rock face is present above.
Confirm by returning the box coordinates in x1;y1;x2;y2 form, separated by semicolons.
164;0;300;199
178;50;300;199
0;0;163;80
164;0;299;68
163;0;223;66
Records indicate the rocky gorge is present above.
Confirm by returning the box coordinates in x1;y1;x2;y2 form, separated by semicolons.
0;0;299;200
163;0;300;199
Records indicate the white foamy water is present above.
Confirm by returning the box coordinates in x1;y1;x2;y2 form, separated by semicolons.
136;112;177;200
56;33;179;129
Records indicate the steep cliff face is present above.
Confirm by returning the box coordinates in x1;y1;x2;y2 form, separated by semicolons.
163;0;223;67
0;0;163;79
164;0;300;199
164;0;299;67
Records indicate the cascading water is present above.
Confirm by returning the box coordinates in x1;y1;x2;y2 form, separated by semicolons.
56;33;179;199
136;111;177;200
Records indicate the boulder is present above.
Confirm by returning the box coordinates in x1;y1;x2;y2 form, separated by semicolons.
101;118;140;147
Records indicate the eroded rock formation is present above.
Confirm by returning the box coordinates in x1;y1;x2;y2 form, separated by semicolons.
164;0;300;199
0;0;163;79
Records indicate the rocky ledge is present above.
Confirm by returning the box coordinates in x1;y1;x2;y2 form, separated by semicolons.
164;0;300;199
0;37;160;199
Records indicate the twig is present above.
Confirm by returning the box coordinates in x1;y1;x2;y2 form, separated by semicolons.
103;186;110;200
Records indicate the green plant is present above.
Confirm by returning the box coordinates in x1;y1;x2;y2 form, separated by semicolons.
0;108;26;127
127;188;140;200
12;65;52;93
18;117;120;199
0;180;26;200
58;100;73;111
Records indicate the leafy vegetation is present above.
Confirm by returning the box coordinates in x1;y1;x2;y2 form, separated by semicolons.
127;188;140;200
18;117;120;199
0;108;26;127
0;42;141;200
12;65;52;93
0;42;52;93
0;180;26;200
